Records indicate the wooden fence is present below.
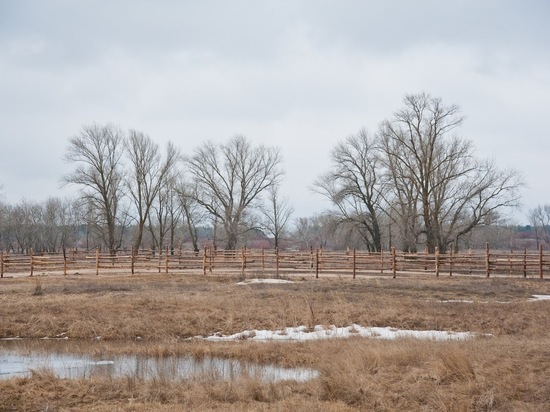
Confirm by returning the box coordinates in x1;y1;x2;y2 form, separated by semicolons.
0;243;548;279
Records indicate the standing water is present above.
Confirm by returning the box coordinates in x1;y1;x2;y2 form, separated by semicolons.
0;341;318;382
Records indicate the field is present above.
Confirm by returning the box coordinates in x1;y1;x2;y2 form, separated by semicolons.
1;271;550;411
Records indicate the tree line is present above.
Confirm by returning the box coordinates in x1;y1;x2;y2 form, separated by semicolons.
0;93;541;254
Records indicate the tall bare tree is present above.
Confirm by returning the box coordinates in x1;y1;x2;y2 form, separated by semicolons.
147;172;182;253
126;131;180;250
314;130;384;252
379;93;522;252
164;176;184;254
379;132;421;252
62;123;126;254
185;135;282;249
260;184;294;248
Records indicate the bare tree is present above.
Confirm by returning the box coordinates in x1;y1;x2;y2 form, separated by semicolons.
0;200;10;251
185;135;282;249
147;173;182;253
3;198;70;253
41;198;64;252
379;133;421;252
148;184;169;252
176;180;204;253
126;131;180;250
9;200;41;253
56;198;84;251
291;214;334;250
529;205;550;246
164;176;184;254
314;130;384;252
35;197;83;252
260;184;294;248
379;93;522;253
62;123;126;254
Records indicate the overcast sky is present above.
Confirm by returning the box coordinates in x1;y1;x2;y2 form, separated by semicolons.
1;0;549;223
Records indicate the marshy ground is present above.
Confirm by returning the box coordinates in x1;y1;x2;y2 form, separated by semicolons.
1;271;549;411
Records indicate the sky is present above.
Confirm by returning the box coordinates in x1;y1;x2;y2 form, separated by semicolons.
1;0;549;224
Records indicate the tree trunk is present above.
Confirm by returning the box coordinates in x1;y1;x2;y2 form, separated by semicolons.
226;232;238;250
134;220;145;250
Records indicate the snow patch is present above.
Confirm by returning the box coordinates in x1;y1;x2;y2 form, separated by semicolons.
236;278;294;285
202;324;481;342
438;300;475;303
529;295;550;301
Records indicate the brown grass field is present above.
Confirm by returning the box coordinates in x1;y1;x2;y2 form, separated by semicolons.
1;271;550;411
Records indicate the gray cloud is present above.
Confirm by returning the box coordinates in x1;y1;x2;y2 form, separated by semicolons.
1;1;549;221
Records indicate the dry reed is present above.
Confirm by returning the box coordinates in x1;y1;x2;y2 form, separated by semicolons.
1;272;550;410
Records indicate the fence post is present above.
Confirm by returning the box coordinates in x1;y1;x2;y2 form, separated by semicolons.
158;248;162;273
352;248;356;279
424;245;429;271
209;246;213;273
131;246;135;275
241;247;246;279
391;247;396;279
539;244;543;279
165;246;169;274
63;247;67;276
262;248;265;273
435;247;439;277
485;242;490;278
523;247;527;278
30;248;34;277
469;248;472;274
202;247;207;275
95;248;100;276
315;249;320;279
1;251;3;278
275;247;279;278
381;249;385;274
449;247;453;277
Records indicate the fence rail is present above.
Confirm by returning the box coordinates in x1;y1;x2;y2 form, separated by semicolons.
1;244;548;279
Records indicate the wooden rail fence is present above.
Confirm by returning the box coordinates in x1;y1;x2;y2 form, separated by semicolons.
0;243;548;279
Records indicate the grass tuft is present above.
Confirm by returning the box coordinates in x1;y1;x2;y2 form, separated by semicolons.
433;346;476;384
31;278;44;296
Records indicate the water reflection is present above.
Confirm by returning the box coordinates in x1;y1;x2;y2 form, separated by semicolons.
0;342;318;382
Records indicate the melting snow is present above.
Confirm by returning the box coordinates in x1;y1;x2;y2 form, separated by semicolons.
435;299;510;304
438;300;475;303
236;278;294;285
202;324;479;342
529;295;550;301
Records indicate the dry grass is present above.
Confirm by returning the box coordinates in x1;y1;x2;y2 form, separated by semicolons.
1;272;550;410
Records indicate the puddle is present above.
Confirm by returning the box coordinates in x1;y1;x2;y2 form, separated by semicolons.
0;342;318;382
